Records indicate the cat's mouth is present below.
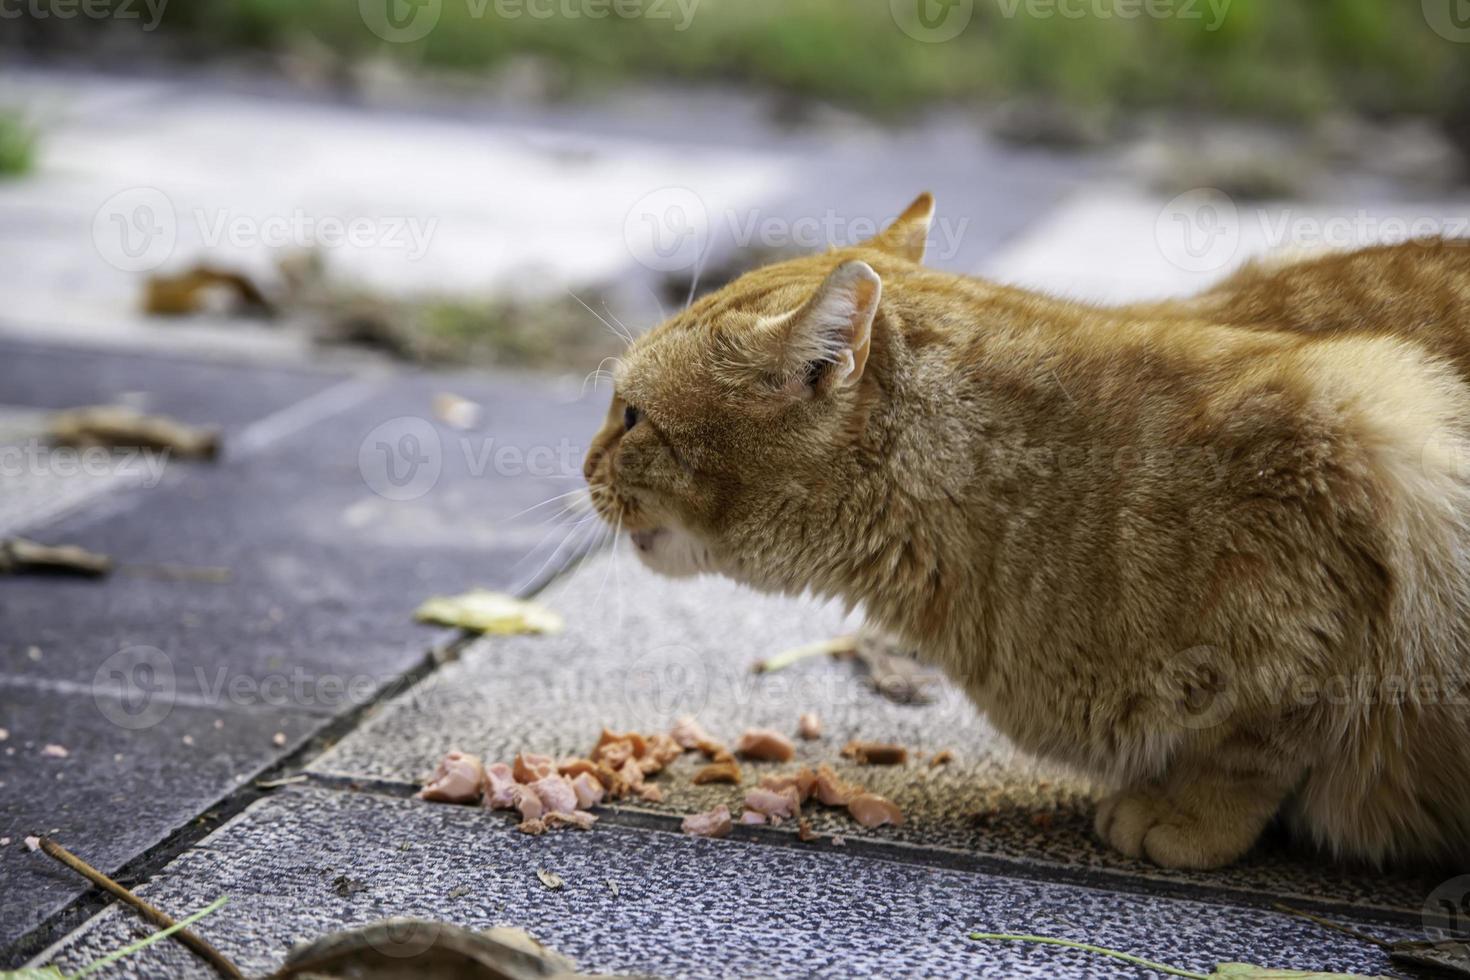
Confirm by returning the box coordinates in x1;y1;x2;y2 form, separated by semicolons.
629;527;666;553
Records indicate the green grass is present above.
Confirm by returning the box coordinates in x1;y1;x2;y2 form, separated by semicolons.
0;112;36;177
148;0;1469;123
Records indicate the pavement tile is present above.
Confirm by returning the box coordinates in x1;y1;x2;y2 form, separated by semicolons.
310;553;1445;918
30;785;1413;980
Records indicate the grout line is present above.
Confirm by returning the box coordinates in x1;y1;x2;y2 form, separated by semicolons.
285;772;1421;934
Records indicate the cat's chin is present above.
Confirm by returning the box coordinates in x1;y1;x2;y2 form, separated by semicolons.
628;526;718;579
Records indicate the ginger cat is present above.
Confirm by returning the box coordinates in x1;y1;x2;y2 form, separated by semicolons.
584;193;1470;870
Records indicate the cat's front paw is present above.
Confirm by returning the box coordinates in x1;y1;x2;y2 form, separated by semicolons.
1094;788;1255;870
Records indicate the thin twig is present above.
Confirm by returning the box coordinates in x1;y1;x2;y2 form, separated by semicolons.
71;896;229;978
1270;903;1428;951
968;933;1211;980
38;837;245;979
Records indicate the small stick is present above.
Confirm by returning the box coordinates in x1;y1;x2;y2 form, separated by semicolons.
1271;903;1392;949
754;635;858;674
968;932;1210;980
38;837;245;979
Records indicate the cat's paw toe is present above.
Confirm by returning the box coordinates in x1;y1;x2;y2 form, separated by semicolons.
1095;789;1167;860
1095;789;1247;870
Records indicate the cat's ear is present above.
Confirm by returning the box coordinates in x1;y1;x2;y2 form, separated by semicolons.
780;260;881;393
862;192;935;264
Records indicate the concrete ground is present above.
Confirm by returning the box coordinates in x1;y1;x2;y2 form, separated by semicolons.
3;67;1466;978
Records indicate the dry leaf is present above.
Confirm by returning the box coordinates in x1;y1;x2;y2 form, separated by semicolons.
415;590;563;635
535;869;564;890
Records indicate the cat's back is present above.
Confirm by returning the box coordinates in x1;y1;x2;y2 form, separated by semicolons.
1158;239;1470;379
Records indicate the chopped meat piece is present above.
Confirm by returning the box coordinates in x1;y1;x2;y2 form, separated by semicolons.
530;775;579;815
841;740;908;765
847;792;905;828
669;715;715;750
700;740;734;761
511;784;544;822
798;819;817;842
738;810;768;825
591;729;648;769
513;752;556;783
797;713;822;740
418;751;485;804
642;733;684;772
482;762;518;810
517;818;547;836
929;749;955;767
692;760;742;785
546;810;598;831
681;805;733;838
637;784;664;803
570;772;605;808
744;785;802;821
760;767;816;802
812;764;863;807
735;728;796;762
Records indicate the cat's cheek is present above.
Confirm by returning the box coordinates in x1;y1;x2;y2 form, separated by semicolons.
630;527;710;579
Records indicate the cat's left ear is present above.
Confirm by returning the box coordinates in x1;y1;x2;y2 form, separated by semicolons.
861;192;935;264
780;260;881;393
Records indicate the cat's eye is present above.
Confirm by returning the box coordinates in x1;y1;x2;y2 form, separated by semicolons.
623;404;641;431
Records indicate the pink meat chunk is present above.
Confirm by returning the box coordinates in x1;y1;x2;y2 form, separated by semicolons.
511;783;544;822
481;762;518;810
847;792;905;828
513;752;556;784
681;805;733;838
744;785;802;821
813;764;863;807
735;728;796;762
570;772;605;809
670;715;716;750
738;809;768;825
418;751;485;804
760;767;816;802
797;713;822;740
546;810;598;831
530;775;580;816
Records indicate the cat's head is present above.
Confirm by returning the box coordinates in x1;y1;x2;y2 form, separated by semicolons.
582;193;936;589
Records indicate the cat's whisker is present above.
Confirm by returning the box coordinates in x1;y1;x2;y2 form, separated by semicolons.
592;514;622;614
568;289;634;346
503;486;591;524
642;282;669;322
603;301;637;343
684;245;710;311
511;509;604;588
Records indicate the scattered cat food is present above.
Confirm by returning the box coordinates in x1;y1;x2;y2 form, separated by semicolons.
743;785;802;822
483;762;518;810
569;772;605;808
530;775;579;816
671;714;729;758
812;764;863;807
929;749;955;767
41;744;68;759
760;768;817;801
692;759;742;785
536;869;565;890
272;732;287;747
798;819;817;842
0;538;112;578
25;836;41;852
50;405;220;460
414;590;563;635
513;753;557;784
841;740;909;766
735;728;796;762
847;792;906;828
797;712;822;740
544;811;597;831
681;805;733;839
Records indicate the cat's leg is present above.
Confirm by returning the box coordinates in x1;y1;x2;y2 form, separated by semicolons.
1094;764;1293;870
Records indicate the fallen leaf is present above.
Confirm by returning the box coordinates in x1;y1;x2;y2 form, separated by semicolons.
536;869;564;890
415;590;563;635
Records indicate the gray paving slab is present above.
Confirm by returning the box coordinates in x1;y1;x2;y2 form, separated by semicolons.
0;345;605;953
310;553;1445;919
29;785;1413;979
0;687;316;949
